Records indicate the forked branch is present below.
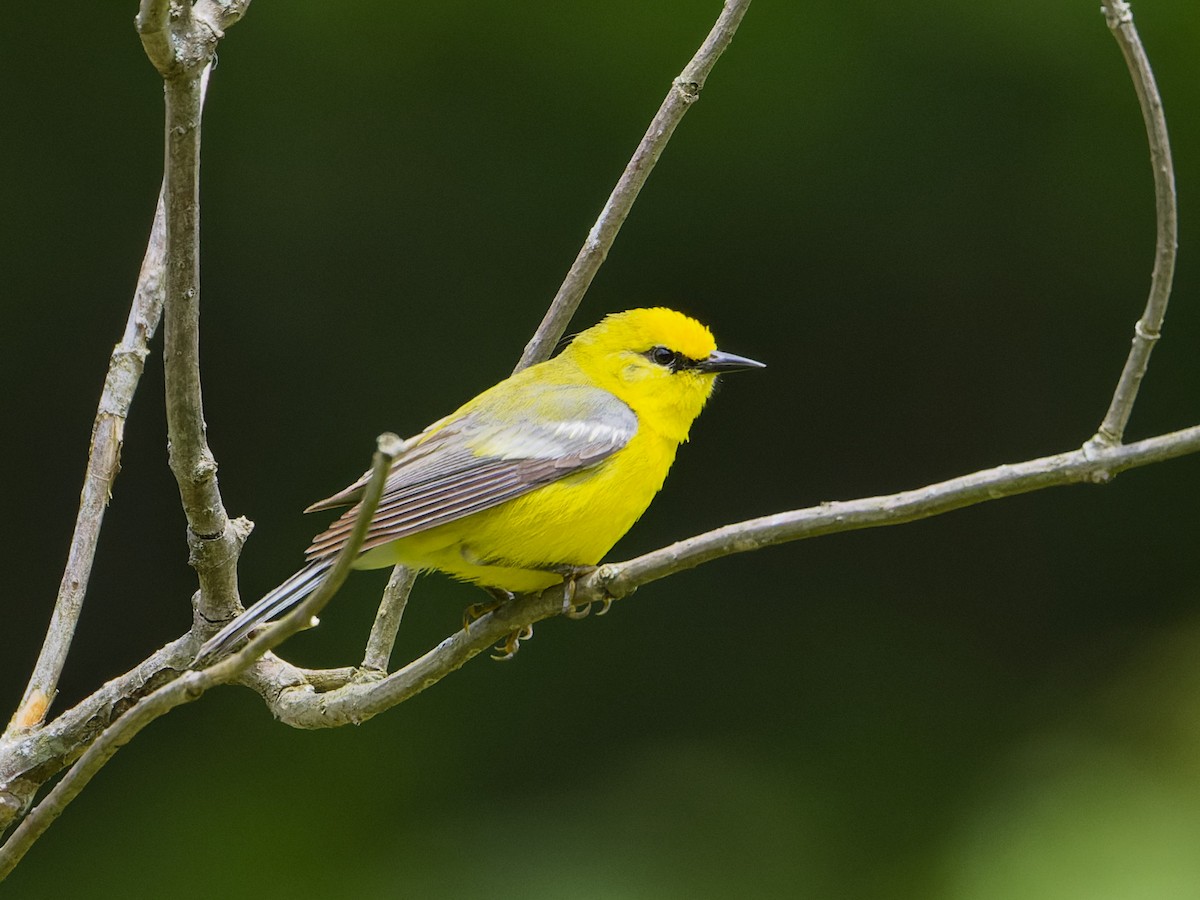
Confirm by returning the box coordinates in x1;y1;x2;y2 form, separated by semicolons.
0;435;400;879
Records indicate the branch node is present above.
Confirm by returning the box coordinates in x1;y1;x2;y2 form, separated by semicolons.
593;563;633;601
0;789;24;818
10;691;53;733
1104;0;1133;28
1133;319;1161;341
673;77;702;102
352;667;387;684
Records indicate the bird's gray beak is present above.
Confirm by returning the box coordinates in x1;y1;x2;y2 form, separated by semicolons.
694;349;766;373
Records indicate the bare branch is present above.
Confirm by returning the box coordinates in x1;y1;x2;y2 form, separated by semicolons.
362;566;416;673
514;0;753;371
155;51;250;624
1091;0;1177;447
249;425;1200;730
160;69;229;538
205;433;405;673
5;199;167;736
601;426;1200;596
6;422;1199;812
265;586;572;729
0;435;399;877
137;3;259;627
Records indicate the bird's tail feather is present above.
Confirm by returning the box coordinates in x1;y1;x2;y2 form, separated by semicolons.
194;562;332;665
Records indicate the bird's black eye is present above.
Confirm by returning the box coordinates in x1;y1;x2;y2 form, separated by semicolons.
648;346;679;369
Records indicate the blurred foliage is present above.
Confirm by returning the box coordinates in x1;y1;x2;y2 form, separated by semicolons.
2;0;1199;897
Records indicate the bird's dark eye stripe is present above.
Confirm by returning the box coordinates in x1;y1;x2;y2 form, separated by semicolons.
644;346;702;371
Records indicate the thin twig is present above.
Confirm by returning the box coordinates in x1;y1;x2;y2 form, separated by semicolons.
1091;0;1177;447
514;0;753;371
6;196;168;736
254;424;1200;729
0;435;399;879
158;54;249;623
362;566;416;673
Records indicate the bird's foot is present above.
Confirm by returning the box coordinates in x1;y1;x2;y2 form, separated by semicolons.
462;588;515;631
552;565;614;619
491;624;533;661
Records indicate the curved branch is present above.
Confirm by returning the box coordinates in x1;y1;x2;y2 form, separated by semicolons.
255;424;1200;730
1091;0;1177;446
514;0;753;371
0;435;399;879
6;426;1200;800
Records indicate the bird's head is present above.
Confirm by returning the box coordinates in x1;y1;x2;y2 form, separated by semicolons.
564;308;764;441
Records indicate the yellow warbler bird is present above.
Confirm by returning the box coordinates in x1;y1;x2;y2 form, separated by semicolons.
197;308;763;661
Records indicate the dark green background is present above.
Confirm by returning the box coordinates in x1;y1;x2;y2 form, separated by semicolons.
3;1;1200;896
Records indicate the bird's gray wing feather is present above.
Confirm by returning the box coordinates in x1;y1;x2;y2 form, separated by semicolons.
304;384;636;562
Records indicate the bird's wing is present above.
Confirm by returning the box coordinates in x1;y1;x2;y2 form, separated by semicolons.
303;384;637;561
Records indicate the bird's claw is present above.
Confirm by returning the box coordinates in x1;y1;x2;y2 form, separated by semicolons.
462;599;501;631
562;600;591;619
463;588;516;631
553;564;611;619
491;624;533;661
557;566;616;619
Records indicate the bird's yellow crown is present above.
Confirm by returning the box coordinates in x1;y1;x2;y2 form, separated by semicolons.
585;307;717;361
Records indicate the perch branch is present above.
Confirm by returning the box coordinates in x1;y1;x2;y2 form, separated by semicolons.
515;0;753;371
251;424;1200;729
0;435;398;879
1090;0;1177;446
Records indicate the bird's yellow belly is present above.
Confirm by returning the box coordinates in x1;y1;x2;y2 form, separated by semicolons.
354;429;678;593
